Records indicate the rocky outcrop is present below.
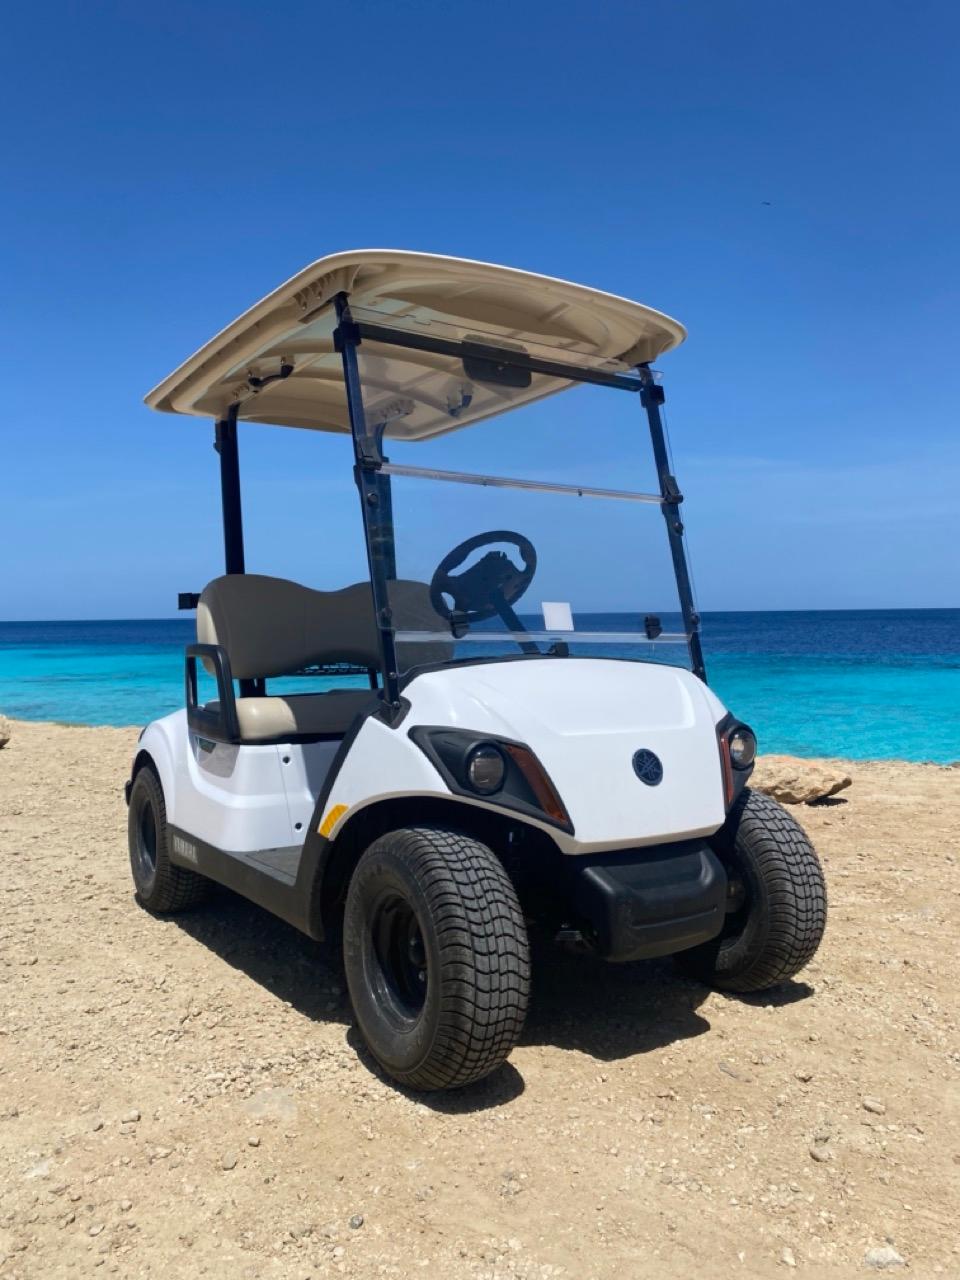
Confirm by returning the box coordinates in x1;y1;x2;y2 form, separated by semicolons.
750;754;852;805
0;715;11;749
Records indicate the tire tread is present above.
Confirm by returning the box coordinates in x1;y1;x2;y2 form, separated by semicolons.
129;767;210;913
681;788;827;993
346;827;530;1090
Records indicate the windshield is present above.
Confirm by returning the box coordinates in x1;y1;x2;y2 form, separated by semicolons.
354;324;696;679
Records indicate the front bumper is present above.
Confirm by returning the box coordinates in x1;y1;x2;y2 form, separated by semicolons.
567;840;727;962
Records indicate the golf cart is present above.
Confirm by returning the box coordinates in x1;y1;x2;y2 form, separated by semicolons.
126;250;826;1090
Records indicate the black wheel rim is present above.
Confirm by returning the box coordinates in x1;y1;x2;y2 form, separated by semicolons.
718;855;758;952
134;798;158;890
370;892;428;1021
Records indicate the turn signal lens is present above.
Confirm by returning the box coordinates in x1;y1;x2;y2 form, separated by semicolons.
503;744;570;826
728;726;757;770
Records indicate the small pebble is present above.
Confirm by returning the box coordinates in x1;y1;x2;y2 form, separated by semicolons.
332;1246;346;1260
220;1153;238;1171
91;1120;104;1133
795;1069;813;1082
809;1143;831;1163
89;1224;104;1237
248;1135;261;1148
864;1244;906;1269
863;1097;887;1116
781;1246;797;1267
120;1110;140;1125
119;1199;132;1212
349;1214;364;1230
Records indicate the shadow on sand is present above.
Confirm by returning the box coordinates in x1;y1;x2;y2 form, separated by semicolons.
162;887;813;1113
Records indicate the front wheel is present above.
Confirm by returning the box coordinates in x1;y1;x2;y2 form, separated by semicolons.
343;827;531;1090
677;788;827;992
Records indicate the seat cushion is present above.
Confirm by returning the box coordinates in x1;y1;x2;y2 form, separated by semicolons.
210;690;376;741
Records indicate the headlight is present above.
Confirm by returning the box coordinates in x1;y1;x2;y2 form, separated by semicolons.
465;744;506;794
409;728;573;831
728;725;757;769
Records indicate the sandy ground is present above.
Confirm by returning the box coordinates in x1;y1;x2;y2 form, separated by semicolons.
0;719;958;1280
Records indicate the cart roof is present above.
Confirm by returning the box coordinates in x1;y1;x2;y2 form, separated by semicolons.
145;250;686;440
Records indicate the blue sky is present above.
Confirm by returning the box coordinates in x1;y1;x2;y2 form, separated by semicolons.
1;0;957;618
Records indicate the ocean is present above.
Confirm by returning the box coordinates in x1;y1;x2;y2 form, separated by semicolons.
0;610;958;762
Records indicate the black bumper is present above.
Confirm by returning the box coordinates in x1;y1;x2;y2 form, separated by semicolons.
567;839;727;962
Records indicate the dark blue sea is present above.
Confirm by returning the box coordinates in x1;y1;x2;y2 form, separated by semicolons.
0;610;958;761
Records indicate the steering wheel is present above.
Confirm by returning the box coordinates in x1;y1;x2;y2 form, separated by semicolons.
429;530;537;626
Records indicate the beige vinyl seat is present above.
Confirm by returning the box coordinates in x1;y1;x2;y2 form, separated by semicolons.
197;574;451;742
206;688;376;741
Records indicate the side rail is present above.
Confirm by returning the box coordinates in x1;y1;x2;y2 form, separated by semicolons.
185;643;241;744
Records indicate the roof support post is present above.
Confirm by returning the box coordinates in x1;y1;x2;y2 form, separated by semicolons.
334;292;402;713
214;406;262;696
638;365;707;683
214;404;245;575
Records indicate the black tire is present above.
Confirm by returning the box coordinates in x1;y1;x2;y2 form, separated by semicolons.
677;788;827;992
128;766;210;913
343;827;530;1090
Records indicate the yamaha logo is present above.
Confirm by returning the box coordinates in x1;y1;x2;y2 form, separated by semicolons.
632;748;663;786
172;834;199;865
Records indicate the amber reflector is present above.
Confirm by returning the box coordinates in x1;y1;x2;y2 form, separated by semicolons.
503;744;570;826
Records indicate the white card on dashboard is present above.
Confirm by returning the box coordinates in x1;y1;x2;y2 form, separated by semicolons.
541;601;574;631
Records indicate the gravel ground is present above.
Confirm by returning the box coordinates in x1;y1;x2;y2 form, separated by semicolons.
1;720;958;1278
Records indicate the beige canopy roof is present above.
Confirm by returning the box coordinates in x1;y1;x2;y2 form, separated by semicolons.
145;250;686;440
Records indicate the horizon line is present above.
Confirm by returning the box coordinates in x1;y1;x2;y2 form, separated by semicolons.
2;605;958;626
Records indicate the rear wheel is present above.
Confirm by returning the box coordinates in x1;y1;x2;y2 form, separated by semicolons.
677;788;827;992
127;766;210;913
343;827;530;1090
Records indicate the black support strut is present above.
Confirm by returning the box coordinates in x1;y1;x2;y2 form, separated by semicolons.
638;365;707;683
334;293;402;712
214;404;246;575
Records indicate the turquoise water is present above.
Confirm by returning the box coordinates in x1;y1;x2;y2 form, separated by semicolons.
0;611;958;762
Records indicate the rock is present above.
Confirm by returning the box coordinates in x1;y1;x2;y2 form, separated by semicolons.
349;1214;364;1230
795;1069;814;1082
89;1224;104;1237
864;1245;905;1268
247;1135;261;1148
751;755;852;805
781;1246;797;1267
862;1097;887;1115
719;1060;753;1083
119;1200;132;1212
220;1152;238;1171
809;1142;832;1162
0;715;11;748
241;1087;298;1122
120;1109;140;1124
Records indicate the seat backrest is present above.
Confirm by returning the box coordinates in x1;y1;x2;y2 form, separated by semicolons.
197;574;451;679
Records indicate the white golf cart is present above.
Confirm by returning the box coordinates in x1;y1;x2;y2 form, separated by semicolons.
126;251;826;1090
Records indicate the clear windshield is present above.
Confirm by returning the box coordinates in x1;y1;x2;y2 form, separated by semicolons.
355;333;694;678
